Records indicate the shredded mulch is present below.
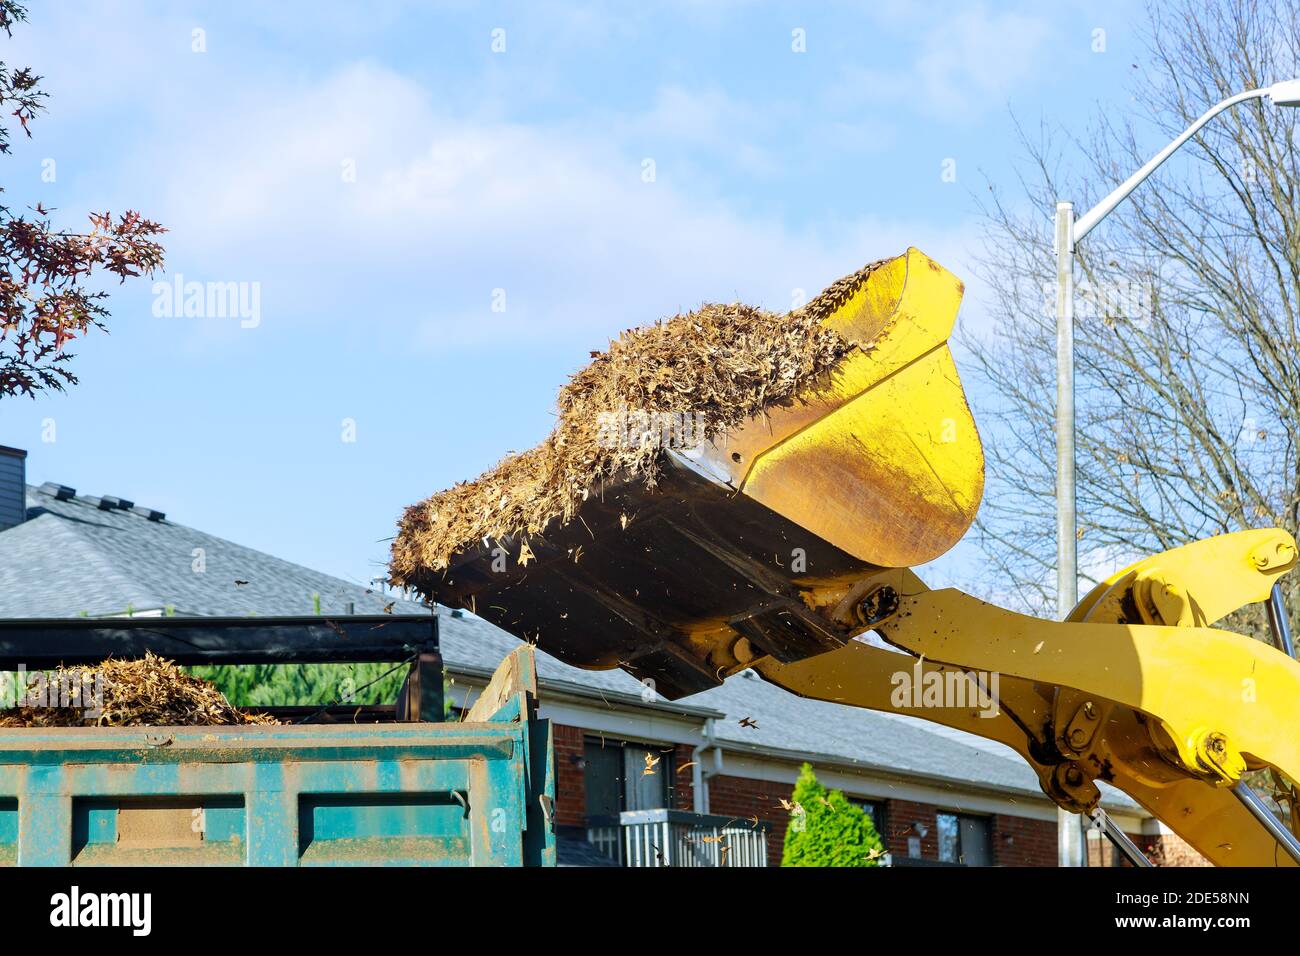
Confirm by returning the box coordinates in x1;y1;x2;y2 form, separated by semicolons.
0;652;278;727
389;258;887;579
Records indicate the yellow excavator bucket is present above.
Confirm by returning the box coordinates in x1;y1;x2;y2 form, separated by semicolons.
424;248;985;697
680;246;983;569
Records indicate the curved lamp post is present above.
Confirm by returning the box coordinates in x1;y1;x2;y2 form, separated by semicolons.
1054;79;1300;867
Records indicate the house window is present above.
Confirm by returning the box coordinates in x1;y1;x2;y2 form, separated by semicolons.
850;798;888;840
936;812;991;866
583;738;672;818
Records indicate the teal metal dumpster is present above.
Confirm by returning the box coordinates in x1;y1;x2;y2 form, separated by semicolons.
0;642;555;866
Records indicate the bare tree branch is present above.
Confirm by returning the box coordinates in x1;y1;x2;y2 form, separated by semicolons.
963;0;1299;636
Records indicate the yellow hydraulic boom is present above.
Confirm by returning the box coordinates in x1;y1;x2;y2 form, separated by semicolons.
757;532;1300;866
421;248;1300;866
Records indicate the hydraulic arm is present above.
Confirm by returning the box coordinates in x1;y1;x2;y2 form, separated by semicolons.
756;528;1300;866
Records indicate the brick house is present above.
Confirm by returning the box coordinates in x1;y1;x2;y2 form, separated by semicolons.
0;445;1205;866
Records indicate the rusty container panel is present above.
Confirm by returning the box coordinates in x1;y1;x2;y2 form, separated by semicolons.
0;647;555;867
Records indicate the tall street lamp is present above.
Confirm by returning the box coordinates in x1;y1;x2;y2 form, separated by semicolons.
1054;79;1300;867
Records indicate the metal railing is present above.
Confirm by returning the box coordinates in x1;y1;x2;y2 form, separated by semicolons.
587;809;769;867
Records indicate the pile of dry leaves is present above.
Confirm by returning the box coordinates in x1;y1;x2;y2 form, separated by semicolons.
0;652;277;727
390;259;886;578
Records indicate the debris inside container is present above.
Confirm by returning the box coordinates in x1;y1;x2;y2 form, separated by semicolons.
0;652;278;727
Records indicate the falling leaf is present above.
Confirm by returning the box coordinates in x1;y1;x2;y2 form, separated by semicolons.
642;751;661;776
739;716;758;729
1033;641;1044;654
518;540;535;567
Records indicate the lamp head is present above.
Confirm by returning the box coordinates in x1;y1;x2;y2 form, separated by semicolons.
1268;79;1300;107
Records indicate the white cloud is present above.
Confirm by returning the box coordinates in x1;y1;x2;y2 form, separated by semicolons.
913;7;1054;120
831;4;1054;124
4;2;1004;359
132;62;981;350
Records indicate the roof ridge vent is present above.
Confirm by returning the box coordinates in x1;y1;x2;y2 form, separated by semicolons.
38;482;76;501
98;495;135;511
130;505;166;521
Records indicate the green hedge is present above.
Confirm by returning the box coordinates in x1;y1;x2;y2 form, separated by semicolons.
190;662;430;712
781;762;885;867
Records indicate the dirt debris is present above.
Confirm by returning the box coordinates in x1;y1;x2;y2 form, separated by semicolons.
0;652;278;727
390;258;887;580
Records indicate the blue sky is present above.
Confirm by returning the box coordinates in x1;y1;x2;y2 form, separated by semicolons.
0;0;1142;589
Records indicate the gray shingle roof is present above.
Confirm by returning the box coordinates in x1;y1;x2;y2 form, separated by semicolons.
0;481;1135;809
0;484;426;618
